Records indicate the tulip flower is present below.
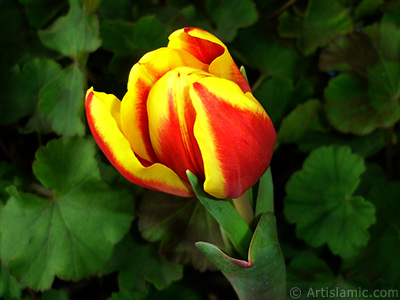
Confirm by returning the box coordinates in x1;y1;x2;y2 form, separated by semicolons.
86;27;276;199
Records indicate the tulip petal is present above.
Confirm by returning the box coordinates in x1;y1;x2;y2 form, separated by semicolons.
189;78;276;199
86;88;194;197
147;67;207;181
168;27;251;93
121;47;207;163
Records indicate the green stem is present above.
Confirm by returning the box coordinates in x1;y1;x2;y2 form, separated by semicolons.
233;193;255;227
251;72;268;92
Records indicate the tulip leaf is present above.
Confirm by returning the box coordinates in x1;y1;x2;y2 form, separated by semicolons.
255;168;274;220
39;63;85;136
284;145;376;258
0;58;61;125
0;138;134;290
206;0;257;42
277;99;324;144
39;0;101;57
137;189;225;272
196;213;286;300
344;182;400;287
105;235;183;293
187;171;253;259
278;0;353;55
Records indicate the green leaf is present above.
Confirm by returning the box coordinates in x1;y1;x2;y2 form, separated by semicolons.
277;99;324;144
39;63;85;136
297;129;387;158
18;0;67;29
286;253;386;300
287;253;336;298
255;168;274;220
0;262;24;299
285;145;376;258
319;31;378;76
187;171;252;259
109;290;146;300
344;182;400;287
233;27;307;78
354;0;385;20
254;77;314;125
137;190;225;272
108;235;183;293
325;74;400;135
33;137;99;195
196;213;286;300
205;0;258;42
41;289;68;300
0;138;134;290
278;0;353;55
321;22;400;134
97;0;133;21
100;16;168;55
382;0;400;26
39;0;101;57
0;59;61;125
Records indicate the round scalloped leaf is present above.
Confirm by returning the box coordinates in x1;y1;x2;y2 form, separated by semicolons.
39;0;100;57
0;138;133;290
325;74;400;135
137;190;226;272
278;0;353;55
284;145;376;258
39;63;85;136
106;235;183;293
206;0;257;42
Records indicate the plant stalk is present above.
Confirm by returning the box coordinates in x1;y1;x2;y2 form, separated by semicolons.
233;193;255;227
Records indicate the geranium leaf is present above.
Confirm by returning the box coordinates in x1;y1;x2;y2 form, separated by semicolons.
321;22;400;134
277;99;324;144
0;262;24;299
33;137;100;195
254;77;314;125
108;235;183;293
39;63;85;136
284;145;376;258
137;189;225;272
0;138;133;290
0;59;61;125
233;27;307;78
344;182;400;287
39;0;101;57
42;289;69;300
100;16;168;56
278;0;353;55
325;74;400;135
18;0;67;29
206;0;257;42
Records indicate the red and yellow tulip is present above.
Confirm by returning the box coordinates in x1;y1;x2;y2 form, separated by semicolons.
86;27;276;199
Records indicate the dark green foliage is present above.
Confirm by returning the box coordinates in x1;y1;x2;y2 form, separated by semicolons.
1;0;399;299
